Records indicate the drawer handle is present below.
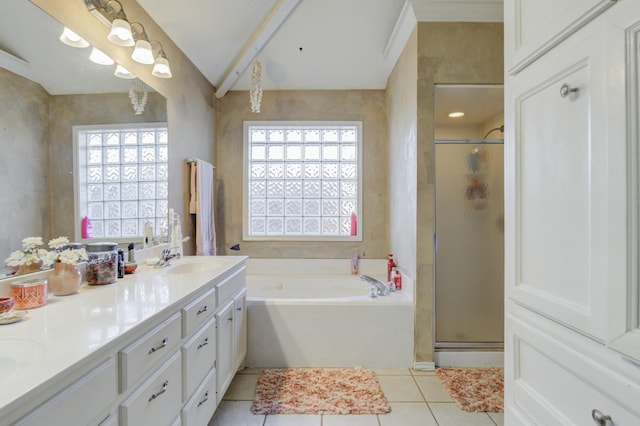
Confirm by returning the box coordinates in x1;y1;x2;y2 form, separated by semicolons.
197;391;209;407
197;337;209;349
228;316;233;322
148;380;169;402
196;305;209;315
148;337;168;355
592;409;612;425
236;306;242;312
560;83;579;98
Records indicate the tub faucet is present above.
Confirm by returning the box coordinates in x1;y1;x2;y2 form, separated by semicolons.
360;275;389;296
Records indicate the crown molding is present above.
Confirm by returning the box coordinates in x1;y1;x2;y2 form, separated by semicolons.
383;1;417;76
411;0;503;22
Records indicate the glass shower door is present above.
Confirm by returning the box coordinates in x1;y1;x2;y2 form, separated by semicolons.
435;141;504;347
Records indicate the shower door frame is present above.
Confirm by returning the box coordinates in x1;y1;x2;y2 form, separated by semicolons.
433;138;505;352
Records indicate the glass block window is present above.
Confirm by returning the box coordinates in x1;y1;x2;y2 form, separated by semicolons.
244;121;362;241
75;123;168;240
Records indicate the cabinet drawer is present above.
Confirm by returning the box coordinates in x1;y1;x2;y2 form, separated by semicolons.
119;350;182;426
181;287;216;337
182;316;216;401
16;358;117;426
216;266;245;306
119;312;181;392
181;368;217;426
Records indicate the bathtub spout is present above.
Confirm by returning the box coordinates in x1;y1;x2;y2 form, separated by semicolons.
360;275;389;296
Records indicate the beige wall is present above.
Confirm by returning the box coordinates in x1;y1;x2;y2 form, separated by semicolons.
387;29;418;279
415;22;504;363
0;69;51;263
216;90;389;259
32;0;216;255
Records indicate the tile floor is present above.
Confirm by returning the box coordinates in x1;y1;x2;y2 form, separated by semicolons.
209;369;504;426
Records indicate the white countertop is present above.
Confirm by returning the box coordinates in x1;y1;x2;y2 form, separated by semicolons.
0;255;247;420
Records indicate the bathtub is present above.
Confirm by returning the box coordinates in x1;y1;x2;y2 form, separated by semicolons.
245;258;414;368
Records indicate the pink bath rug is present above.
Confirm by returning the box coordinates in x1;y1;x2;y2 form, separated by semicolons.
435;367;504;412
250;368;391;415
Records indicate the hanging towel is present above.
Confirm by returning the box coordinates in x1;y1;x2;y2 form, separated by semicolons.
191;159;217;256
189;161;197;214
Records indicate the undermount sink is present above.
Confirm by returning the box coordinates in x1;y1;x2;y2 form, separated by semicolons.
0;338;46;384
164;258;226;275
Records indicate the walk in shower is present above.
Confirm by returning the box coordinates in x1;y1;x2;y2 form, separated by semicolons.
433;85;504;366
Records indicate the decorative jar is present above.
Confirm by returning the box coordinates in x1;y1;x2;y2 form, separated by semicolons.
48;262;82;296
85;242;118;285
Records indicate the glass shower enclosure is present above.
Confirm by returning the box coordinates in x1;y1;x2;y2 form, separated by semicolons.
434;140;504;350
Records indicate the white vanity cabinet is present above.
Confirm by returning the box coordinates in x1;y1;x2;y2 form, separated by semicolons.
504;1;640;424
4;257;247;426
14;358;117;426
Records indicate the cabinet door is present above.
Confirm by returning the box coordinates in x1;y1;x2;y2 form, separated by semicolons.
506;17;616;341
505;0;616;74
233;289;247;371
16;358;117;426
215;300;235;404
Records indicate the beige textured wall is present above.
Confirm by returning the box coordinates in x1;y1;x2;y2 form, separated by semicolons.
216;90;389;259
32;0;216;255
0;69;51;263
415;22;504;363
387;28;418;279
48;93;166;239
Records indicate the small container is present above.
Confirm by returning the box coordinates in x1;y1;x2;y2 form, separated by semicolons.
10;278;48;310
85;242;118;285
393;269;402;290
0;297;14;314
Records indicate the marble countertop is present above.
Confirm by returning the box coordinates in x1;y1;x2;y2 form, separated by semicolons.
0;255;247;420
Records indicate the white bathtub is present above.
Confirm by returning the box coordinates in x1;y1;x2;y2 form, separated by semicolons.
245;259;414;368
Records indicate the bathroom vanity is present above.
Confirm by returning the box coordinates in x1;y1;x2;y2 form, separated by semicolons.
0;256;247;425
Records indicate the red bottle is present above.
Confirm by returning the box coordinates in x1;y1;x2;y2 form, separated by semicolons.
393;269;402;290
387;254;395;282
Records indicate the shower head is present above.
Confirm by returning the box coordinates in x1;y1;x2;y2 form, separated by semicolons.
482;125;504;139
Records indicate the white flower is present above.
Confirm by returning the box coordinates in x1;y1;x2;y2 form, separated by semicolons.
5;250;26;267
57;248;88;265
48;236;69;250
22;237;44;251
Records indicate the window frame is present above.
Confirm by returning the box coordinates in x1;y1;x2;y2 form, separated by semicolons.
72;122;169;243
243;120;363;242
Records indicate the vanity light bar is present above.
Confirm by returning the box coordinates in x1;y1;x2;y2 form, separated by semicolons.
84;0;172;78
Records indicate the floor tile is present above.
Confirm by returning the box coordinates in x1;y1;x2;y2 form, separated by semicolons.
322;414;380;426
238;367;264;375
223;373;260;400
488;412;504;425
374;368;411;376
263;414;321;425
410;369;436;376
376;376;424;402
413;375;454;402
429;403;496;426
208;401;264;426
378;402;438;426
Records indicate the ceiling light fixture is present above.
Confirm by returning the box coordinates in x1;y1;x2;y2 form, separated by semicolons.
59;27;90;48
105;1;134;46
89;47;114;65
114;64;135;79
448;112;465;118
151;42;172;78
130;23;154;64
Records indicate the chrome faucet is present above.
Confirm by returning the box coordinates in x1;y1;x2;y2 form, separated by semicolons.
360;275;389;297
154;247;181;268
